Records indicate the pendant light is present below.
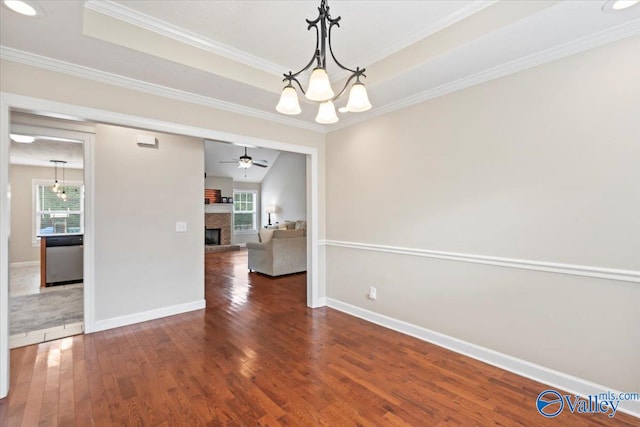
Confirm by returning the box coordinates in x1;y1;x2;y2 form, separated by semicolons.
60;161;67;201
50;160;67;199
51;160;60;192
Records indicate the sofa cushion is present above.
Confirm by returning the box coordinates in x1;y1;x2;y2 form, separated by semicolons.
294;220;306;230
258;229;274;243
272;229;305;239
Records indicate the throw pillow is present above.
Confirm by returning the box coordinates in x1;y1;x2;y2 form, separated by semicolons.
294;220;306;230
258;229;274;244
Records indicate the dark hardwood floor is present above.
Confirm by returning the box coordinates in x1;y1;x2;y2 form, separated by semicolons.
1;249;636;425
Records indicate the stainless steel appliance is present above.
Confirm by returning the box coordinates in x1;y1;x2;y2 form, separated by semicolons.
44;235;83;285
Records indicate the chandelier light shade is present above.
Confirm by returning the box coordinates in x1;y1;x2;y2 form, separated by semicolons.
315;101;339;124
345;82;372;113
305;68;335;101
275;84;302;115
276;0;371;124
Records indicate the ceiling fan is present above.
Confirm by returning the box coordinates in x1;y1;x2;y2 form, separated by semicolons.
219;147;268;169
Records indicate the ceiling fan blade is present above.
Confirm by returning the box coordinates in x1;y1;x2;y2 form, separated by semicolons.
252;162;268;168
255;159;268;163
219;160;239;163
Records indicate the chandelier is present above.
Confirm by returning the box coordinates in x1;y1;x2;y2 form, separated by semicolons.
276;0;371;124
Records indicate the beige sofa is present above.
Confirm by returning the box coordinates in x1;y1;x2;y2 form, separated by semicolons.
246;229;306;276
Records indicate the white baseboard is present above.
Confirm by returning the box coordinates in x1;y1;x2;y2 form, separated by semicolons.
86;299;206;334
325;298;640;418
9;261;40;268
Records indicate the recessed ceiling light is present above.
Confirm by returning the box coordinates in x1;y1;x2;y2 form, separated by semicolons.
3;0;38;16
10;134;35;143
602;0;640;12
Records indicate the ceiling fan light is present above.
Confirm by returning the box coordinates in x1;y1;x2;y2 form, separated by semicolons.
315;100;339;124
238;158;252;169
276;85;302;115
345;82;372;113
10;133;35;143
306;68;334;101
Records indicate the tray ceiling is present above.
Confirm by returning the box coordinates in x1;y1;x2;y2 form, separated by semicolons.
1;1;639;132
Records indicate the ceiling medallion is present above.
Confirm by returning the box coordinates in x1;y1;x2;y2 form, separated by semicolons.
276;0;371;124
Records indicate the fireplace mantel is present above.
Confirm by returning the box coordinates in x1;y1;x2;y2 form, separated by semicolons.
205;204;233;214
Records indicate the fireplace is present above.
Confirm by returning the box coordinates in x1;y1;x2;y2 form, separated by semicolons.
205;228;221;245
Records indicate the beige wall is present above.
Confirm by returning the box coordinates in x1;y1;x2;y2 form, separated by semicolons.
9;164;84;264
0;58;326;237
94;124;204;320
1;59;327;311
326;36;640;391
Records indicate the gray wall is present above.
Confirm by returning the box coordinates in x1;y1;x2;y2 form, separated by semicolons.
325;36;640;391
94;124;204;320
9;164;84;264
261;151;307;227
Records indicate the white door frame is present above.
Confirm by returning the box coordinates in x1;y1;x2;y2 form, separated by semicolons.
0;92;321;398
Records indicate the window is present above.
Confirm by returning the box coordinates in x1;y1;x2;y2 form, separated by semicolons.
34;181;84;238
233;191;257;232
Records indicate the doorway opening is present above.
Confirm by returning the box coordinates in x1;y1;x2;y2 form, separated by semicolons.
7;112;92;348
0;93;320;400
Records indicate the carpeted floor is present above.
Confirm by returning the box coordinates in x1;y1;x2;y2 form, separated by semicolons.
10;287;83;335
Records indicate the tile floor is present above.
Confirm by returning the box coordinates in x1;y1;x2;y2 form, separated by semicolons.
8;264;84;348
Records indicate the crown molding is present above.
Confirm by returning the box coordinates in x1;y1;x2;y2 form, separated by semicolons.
84;0;286;79
330;18;640;131
329;0;498;81
3;16;636;135
0;46;325;133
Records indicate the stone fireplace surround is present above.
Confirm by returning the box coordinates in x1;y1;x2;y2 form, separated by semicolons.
205;212;231;246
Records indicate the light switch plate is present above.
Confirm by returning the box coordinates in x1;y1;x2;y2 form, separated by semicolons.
176;221;187;232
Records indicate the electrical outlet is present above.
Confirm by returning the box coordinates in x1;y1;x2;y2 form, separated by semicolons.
176;221;188;232
368;286;377;300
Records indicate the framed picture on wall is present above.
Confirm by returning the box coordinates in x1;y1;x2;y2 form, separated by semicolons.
228;197;233;203
222;197;228;203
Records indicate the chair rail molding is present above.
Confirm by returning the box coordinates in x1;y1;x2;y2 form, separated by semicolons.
321;240;640;284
